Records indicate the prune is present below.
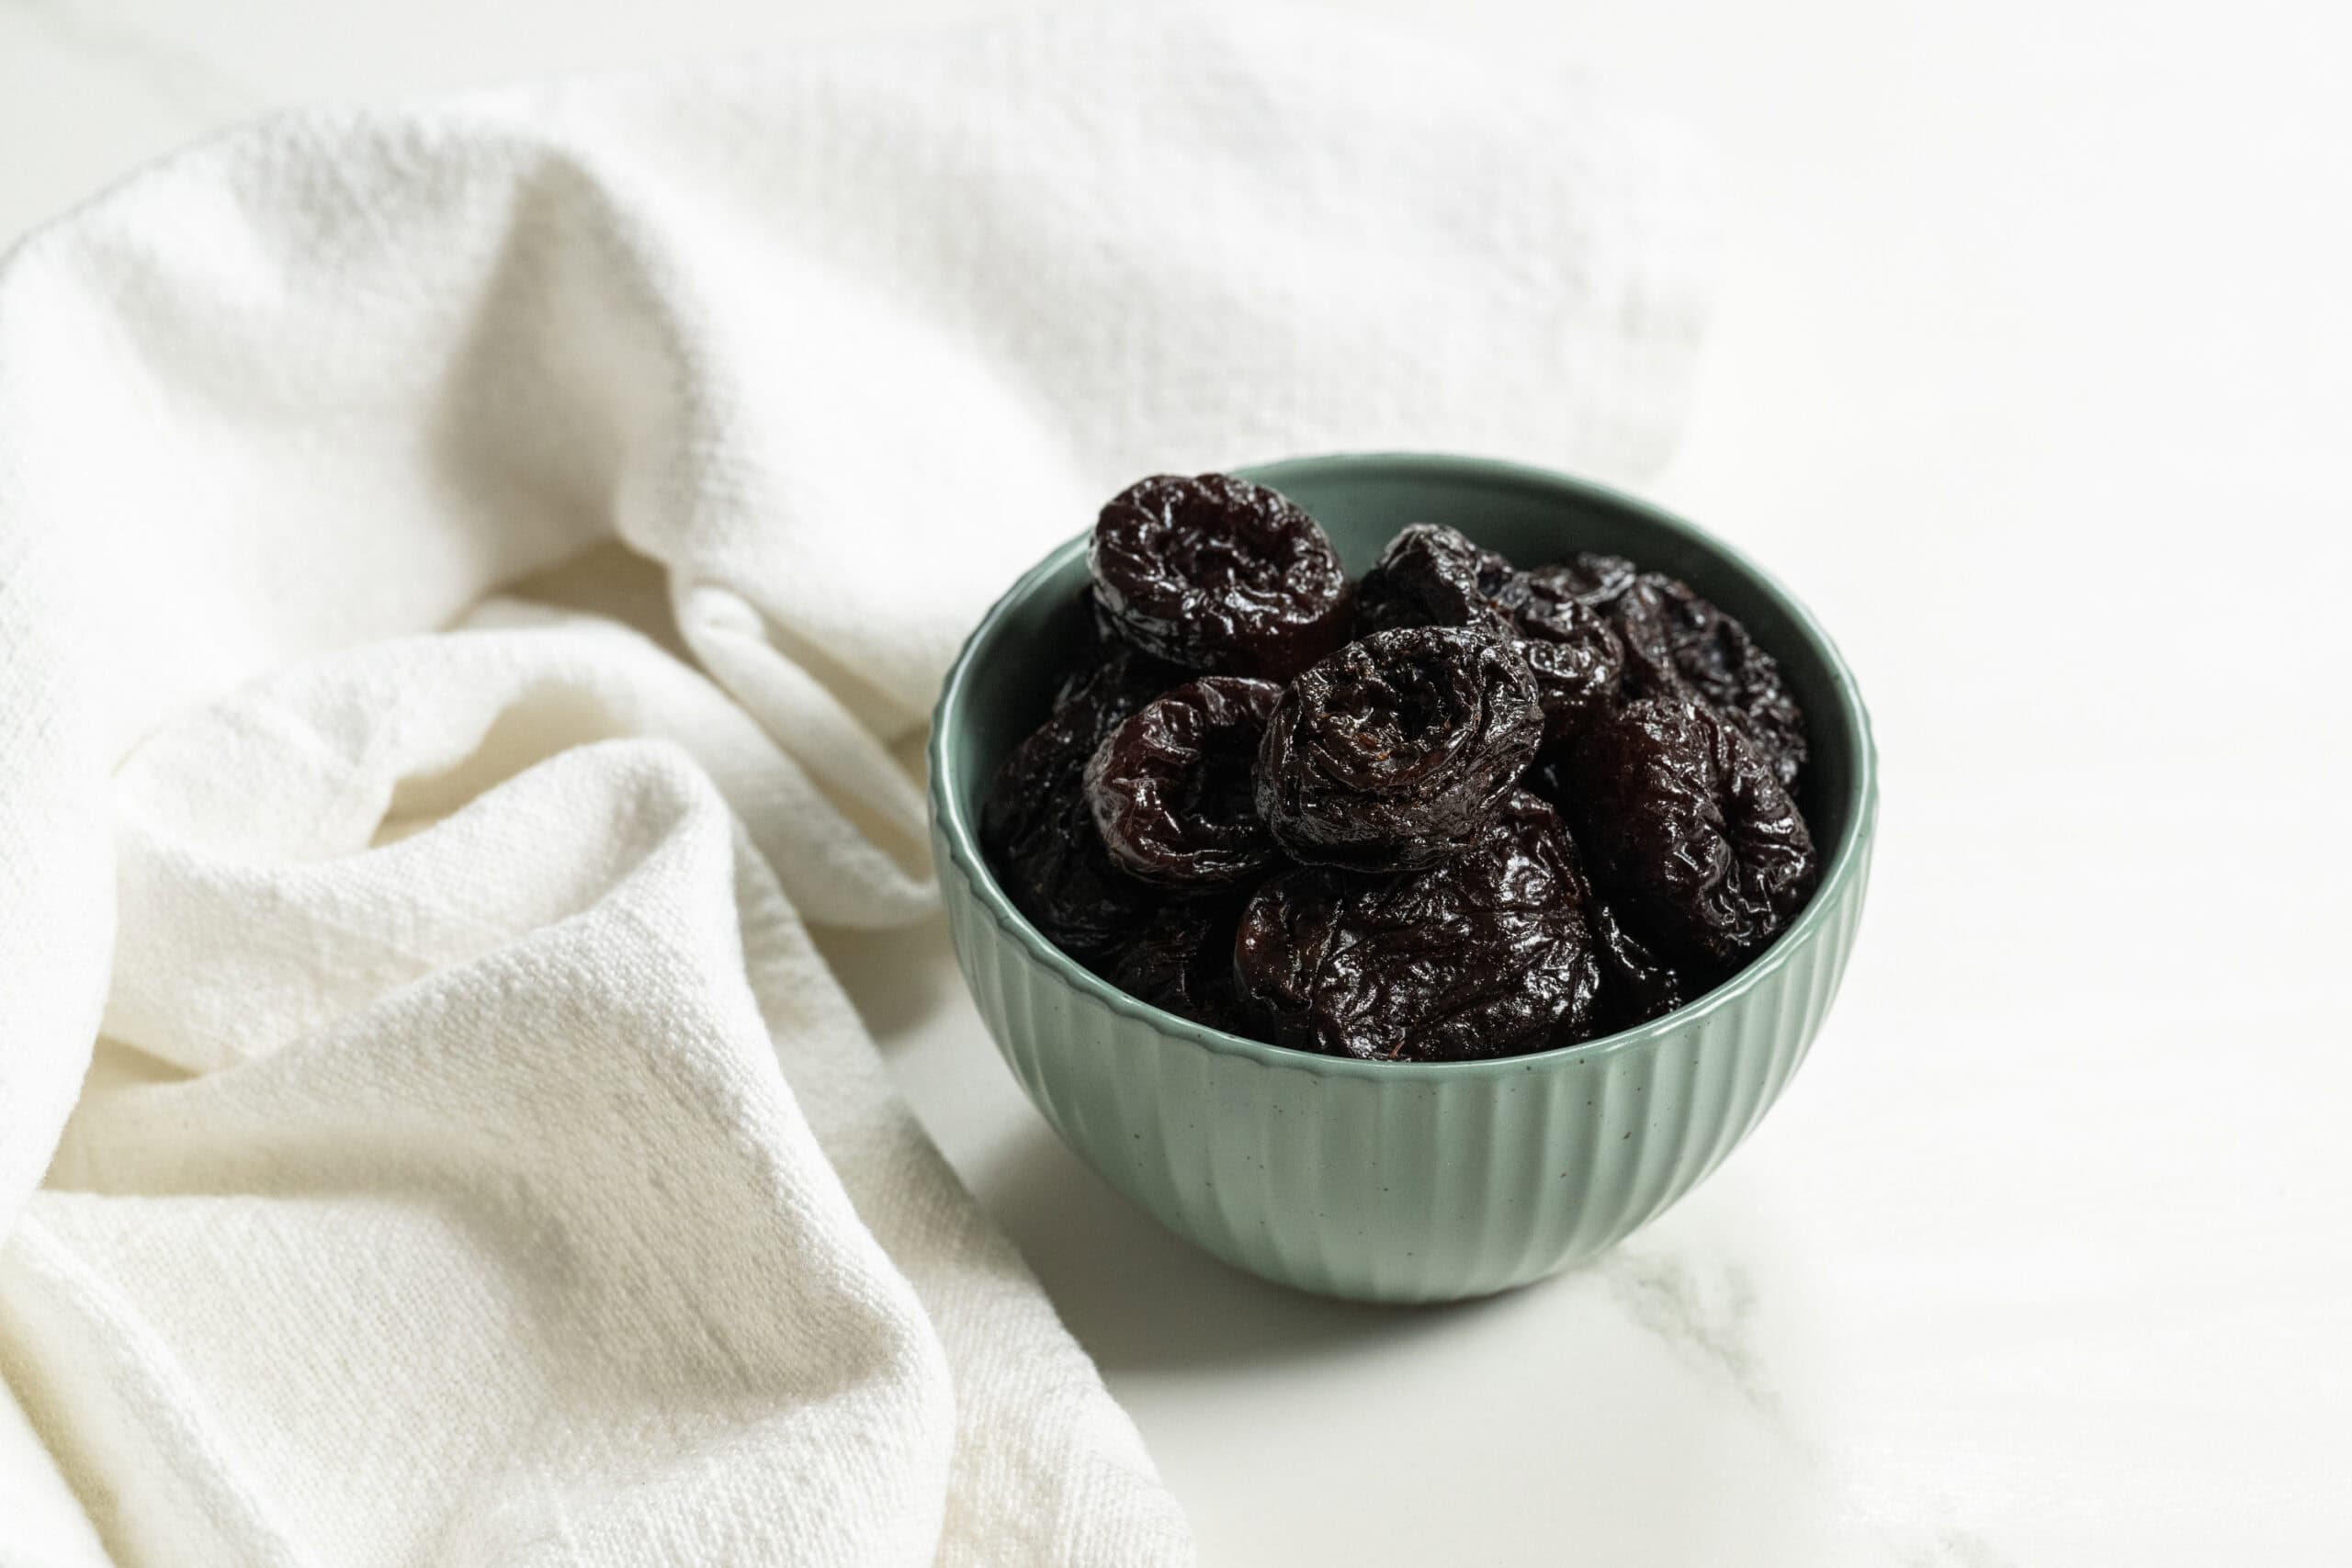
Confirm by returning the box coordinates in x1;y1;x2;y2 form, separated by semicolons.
1353;523;1520;637
981;472;1830;1061
1045;593;1182;716
1090;474;1350;681
1527;551;1639;609
1348;527;1628;750
1510;570;1627;748
1552;697;1816;973
1526;761;1690;1030
1588;897;1688;1032
981;669;1163;961
1234;791;1600;1060
1109;895;1250;1032
983;778;1156;963
1611;574;1808;787
1085;676;1283;886
1256;626;1544;872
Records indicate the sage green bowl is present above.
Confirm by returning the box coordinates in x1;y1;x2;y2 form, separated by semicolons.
930;454;1876;1303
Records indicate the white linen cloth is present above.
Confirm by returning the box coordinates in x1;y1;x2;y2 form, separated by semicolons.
0;9;1709;1564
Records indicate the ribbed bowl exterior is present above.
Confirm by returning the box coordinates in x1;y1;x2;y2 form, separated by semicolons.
932;455;1877;1303
936;820;1871;1303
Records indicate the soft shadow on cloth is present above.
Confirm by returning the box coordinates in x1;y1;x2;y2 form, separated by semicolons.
0;8;1708;1563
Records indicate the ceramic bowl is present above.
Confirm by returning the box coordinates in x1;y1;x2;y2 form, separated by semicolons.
929;454;1876;1303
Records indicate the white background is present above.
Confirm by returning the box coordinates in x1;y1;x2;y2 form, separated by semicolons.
6;1;2348;1562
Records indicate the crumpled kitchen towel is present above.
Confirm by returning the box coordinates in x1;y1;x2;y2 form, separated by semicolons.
0;7;1710;1565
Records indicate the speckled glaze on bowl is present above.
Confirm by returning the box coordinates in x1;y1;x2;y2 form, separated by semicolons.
930;455;1875;1303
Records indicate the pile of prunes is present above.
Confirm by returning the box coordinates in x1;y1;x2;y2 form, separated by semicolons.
980;474;1818;1062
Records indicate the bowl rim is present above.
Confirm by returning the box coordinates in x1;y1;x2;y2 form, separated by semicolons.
928;451;1878;1078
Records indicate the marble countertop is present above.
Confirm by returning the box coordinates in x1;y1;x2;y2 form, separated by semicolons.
8;2;2347;1562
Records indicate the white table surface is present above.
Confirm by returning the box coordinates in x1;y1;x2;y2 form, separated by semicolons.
7;2;2348;1563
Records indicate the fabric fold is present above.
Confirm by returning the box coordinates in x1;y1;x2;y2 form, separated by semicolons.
0;8;1709;1562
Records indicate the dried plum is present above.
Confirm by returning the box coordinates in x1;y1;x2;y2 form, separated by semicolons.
983;781;1155;964
1109;895;1250;1032
982;473;1829;1059
1611;575;1808;787
1526;761;1690;1031
1552;697;1816;973
1085;676;1283;887
1054;596;1186;717
1234;791;1600;1060
1527;551;1639;609
1090;474;1350;681
1588;897;1688;1032
1353;523;1520;637
1256;626;1544;872
1510;570;1627;748
981;670;1163;961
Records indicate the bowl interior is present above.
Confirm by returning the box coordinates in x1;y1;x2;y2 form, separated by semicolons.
933;453;1872;1057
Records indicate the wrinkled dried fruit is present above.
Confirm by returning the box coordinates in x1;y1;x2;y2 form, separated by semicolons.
1085;676;1283;886
983;477;1826;1060
1611;574;1808;787
1353;523;1521;637
1553;698;1816;973
981;668;1164;961
1524;764;1690;1031
1235;791;1600;1060
1510;570;1627;748
1109;895;1250;1032
984;779;1157;964
1090;473;1350;680
1054;594;1186;717
1588;897;1688;1033
1527;551;1639;609
1257;626;1544;872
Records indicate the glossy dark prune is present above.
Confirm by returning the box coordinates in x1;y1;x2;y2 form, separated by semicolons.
982;473;1830;1062
1352;523;1520;637
1510;570;1627;748
1526;755;1690;1031
1084;676;1283;886
980;669;1162;962
1611;574;1808;787
1527;551;1639;609
984;779;1157;964
1553;698;1817;973
996;641;1161;812
1090;474;1350;681
1256;626;1544;872
1054;597;1187;718
1109;895;1251;1033
1234;791;1600;1061
1588;897;1688;1033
